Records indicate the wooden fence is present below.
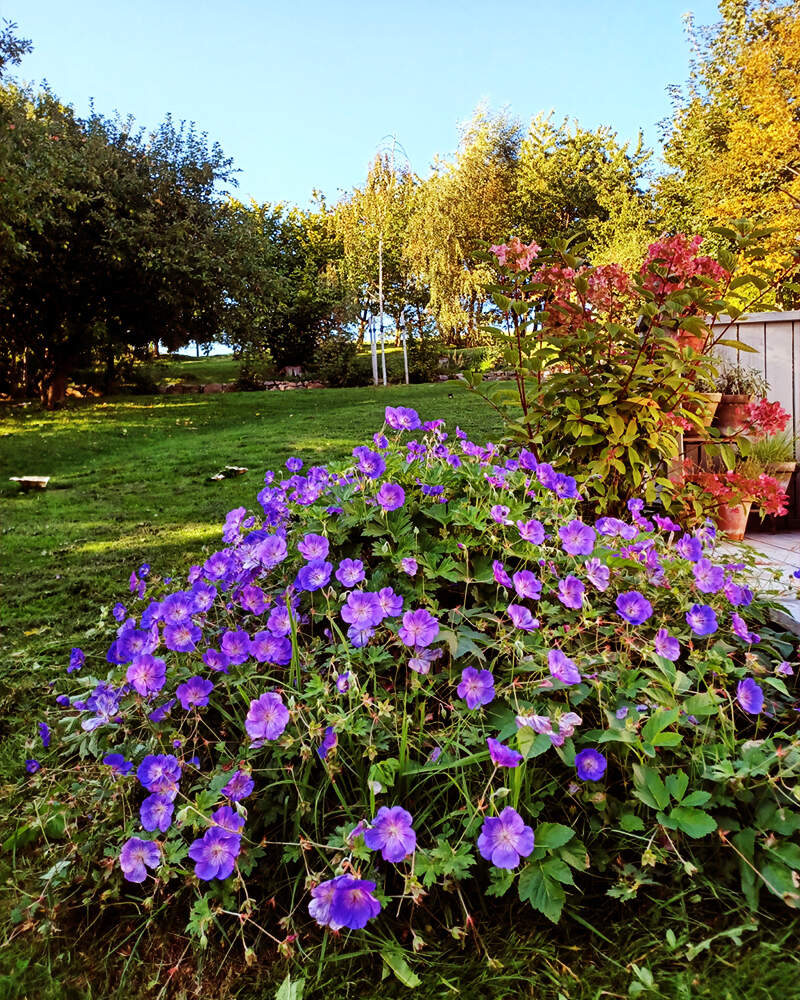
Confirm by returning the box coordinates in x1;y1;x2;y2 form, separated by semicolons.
712;309;800;459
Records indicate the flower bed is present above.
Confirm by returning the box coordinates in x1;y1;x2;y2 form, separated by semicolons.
31;405;800;955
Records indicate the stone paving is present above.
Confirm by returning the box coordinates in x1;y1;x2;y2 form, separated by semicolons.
722;531;800;635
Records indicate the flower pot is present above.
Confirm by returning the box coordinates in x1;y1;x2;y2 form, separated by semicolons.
715;499;753;541
685;391;722;429
766;461;797;493
712;394;753;437
676;331;707;353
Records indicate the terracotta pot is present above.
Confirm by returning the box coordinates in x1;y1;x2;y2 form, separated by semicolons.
715;499;753;541
712;394;753;437
676;331;707;353
685;391;722;428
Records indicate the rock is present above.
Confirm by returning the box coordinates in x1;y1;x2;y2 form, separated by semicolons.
305;381;326;389
221;382;236;392
203;383;223;394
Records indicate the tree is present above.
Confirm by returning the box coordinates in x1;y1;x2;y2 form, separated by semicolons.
222;198;350;371
405;107;520;345
0;32;249;405
512;115;654;269
657;0;800;297
334;149;418;382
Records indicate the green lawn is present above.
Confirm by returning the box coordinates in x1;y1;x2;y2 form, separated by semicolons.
1;378;799;1000
139;352;241;385
0;381;499;716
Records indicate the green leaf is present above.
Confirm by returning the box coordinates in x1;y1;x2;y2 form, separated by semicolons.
534;822;575;851
619;812;645;832
665;771;689;803
275;973;305;1000
670;806;717;839
681;692;722;717
518;863;567;923
641;708;679;745
633;764;670;811
381;949;421;989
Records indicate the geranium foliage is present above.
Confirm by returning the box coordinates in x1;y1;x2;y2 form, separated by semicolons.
27;406;800;959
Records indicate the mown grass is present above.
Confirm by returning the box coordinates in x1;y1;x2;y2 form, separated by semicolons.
139;353;241;385
1;374;799;999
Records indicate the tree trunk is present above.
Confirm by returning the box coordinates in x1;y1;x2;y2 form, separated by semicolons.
41;371;68;409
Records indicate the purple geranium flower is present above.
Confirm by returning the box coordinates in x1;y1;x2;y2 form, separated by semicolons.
245;692;290;744
376;587;403;618
731;612;760;644
693;558;725;594
222;770;254;802
548;649;581;685
103;753;133;777
353;445;386;480
654;628;680;661
517;519;545;544
376;482;405;511
26;759;40;774
335;558;366;588
490;504;511;525
408;647;443;674
68;647;85;673
400;557;418;576
584;558;610;592
487;737;523;768
737;677;764;715
336;671;352;692
250;631;293;665
507;604;539;632
163;622;202;653
298;533;329;561
559;519;596;556
575;748;607;781
398;609;439;648
676;534;703;562
686;603;718;637
385;405;422;431
119;837;160;883
137;754;181;796
342;591;384;630
328;875;382;929
615;591;653;625
267;605;293;636
295;559;332;593
493;560;513;588
127;654;167;697
140;793;174;833
202;648;230;673
317;726;337;760
457;667;495;710
513;570;542;601
477;806;534;870
188;827;241;881
38;722;50;748
220;629;251;665
191;581;217;613
558;575;585;611
211;805;245;835
364;805;417;862
176;676;214;711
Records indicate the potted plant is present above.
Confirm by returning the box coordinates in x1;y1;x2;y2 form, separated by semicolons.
683;372;722;429
712;364;769;437
687;459;789;540
749;429;797;491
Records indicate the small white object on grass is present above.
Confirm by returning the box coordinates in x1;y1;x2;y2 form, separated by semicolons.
10;476;50;491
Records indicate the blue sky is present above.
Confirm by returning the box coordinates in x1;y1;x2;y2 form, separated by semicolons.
11;0;722;207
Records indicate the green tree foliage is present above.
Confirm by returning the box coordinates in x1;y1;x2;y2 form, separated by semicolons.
513;115;654;269
223;197;351;371
657;0;800;297
405;107;521;345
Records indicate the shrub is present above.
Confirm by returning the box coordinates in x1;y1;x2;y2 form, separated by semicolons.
310;333;366;387
467;223;797;515
24;405;800;965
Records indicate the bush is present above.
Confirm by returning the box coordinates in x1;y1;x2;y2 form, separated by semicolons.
405;335;445;383
24;405;800;965
311;333;366;387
